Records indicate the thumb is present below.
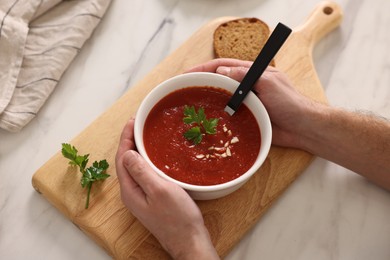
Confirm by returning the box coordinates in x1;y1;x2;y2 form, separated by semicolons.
216;66;249;82
122;150;162;195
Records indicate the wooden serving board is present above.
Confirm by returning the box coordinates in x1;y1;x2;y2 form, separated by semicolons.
32;1;342;259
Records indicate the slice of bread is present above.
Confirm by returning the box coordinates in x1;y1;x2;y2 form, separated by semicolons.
213;18;274;64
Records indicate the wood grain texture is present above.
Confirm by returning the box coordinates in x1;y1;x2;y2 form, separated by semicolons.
32;1;342;259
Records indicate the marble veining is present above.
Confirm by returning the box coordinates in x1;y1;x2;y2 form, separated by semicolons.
124;17;176;92
1;0;390;259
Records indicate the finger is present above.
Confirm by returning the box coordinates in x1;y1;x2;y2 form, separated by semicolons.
185;58;252;73
216;65;279;85
116;118;136;163
122;150;163;196
116;151;147;208
216;66;249;82
115;119;146;204
116;156;141;192
116;150;147;213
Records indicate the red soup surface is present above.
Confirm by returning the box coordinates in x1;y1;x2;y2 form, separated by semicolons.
143;86;261;186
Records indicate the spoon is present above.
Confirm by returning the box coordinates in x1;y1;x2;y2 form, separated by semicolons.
224;22;292;116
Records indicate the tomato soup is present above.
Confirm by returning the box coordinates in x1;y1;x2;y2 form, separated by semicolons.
143;86;261;186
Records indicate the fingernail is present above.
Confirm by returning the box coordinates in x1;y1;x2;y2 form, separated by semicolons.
216;66;231;76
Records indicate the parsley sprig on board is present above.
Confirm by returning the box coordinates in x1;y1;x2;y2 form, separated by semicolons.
183;105;218;145
61;143;110;209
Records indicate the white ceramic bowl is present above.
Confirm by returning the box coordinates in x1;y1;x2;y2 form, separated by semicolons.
134;72;272;200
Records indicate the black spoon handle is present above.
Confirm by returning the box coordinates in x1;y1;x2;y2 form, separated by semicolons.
225;22;292;115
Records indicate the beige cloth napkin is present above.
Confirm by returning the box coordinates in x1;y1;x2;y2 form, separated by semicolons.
0;0;111;132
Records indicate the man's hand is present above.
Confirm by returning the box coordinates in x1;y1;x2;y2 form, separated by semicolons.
187;58;320;149
115;119;219;259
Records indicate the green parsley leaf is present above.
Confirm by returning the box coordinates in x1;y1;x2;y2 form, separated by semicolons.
92;160;109;172
61;143;77;160
183;105;198;124
203;118;218;135
183;126;203;145
61;143;89;171
183;106;218;145
197;107;206;124
61;143;110;209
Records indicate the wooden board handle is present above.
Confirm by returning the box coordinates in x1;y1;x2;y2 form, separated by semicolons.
296;1;343;47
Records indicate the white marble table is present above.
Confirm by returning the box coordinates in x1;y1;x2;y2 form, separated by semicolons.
1;0;390;259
